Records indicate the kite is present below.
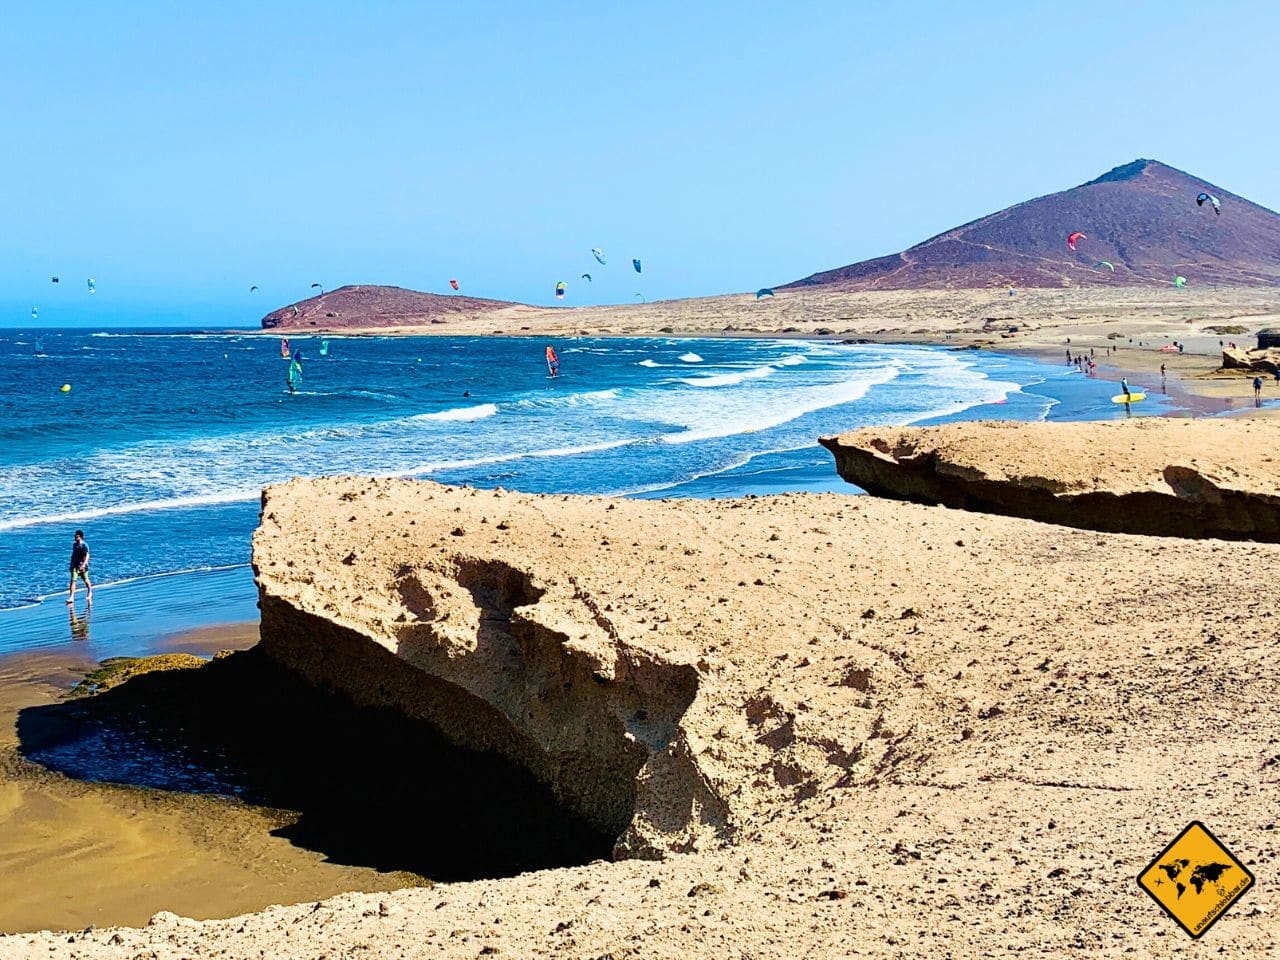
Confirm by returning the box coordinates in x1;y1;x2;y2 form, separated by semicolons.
449;279;459;290
545;344;560;377
86;278;96;294
755;288;775;299
1196;192;1221;215
1066;232;1086;252
1096;261;1115;272
51;277;59;284
582;273;592;282
632;259;642;273
31;307;38;320
555;281;566;300
311;283;323;294
591;248;606;265
250;285;259;293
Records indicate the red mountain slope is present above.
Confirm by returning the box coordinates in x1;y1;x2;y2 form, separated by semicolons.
784;160;1280;290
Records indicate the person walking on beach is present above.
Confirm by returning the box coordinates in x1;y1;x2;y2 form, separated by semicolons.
1255;376;1264;404
67;529;92;605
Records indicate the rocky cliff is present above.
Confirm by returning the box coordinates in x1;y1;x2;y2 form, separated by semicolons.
821;419;1280;540
251;478;940;858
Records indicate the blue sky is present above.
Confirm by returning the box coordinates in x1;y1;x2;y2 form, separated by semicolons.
1;1;1275;327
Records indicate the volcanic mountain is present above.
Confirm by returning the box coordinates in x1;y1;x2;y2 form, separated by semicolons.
785;160;1280;290
261;285;524;331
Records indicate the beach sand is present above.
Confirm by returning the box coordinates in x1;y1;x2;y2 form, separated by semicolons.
0;624;411;934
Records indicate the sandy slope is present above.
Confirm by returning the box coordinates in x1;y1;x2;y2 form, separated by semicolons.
8;477;1277;957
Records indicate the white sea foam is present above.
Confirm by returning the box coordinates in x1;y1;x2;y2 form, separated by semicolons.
678;353;704;363
407;403;498;422
675;365;776;388
0;489;263;532
655;365;903;444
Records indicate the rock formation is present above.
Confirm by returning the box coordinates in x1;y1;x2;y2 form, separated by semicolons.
260;284;534;332
1222;345;1280;377
252;479;939;858
12;477;1280;956
821;419;1280;540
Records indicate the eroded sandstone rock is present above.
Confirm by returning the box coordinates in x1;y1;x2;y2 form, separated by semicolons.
821;419;1280;540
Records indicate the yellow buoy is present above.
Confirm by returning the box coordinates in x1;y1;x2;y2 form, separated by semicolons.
60;384;71;393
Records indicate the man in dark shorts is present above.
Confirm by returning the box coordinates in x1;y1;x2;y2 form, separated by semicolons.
67;529;92;605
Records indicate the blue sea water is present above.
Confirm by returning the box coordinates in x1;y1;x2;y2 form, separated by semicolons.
0;329;1180;654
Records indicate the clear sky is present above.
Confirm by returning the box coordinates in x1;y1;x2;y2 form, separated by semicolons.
2;1;1276;327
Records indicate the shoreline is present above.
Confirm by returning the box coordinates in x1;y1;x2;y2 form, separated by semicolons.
227;284;1280;417
0;622;417;935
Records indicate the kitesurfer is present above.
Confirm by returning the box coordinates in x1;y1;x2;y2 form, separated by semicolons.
67;529;92;605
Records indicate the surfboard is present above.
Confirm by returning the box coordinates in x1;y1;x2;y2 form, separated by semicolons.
1111;392;1146;404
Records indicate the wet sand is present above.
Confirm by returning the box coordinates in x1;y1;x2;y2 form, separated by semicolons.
0;624;409;934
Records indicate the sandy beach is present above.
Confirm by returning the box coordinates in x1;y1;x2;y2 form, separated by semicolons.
0;624;414;934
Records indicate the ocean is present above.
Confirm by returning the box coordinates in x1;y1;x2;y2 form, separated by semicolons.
0;330;1178;655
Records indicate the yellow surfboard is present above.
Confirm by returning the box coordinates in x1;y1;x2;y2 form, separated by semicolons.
1111;392;1146;404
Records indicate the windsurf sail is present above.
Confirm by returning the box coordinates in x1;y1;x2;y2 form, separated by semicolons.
545;345;560;377
1174;275;1187;288
280;338;290;358
319;339;329;357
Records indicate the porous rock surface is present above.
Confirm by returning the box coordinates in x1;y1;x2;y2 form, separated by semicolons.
822;418;1280;540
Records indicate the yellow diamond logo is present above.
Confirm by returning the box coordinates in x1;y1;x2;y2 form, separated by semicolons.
1137;821;1254;938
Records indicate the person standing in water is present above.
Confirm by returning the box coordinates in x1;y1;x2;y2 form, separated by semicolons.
67;529;92;605
1120;378;1133;403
